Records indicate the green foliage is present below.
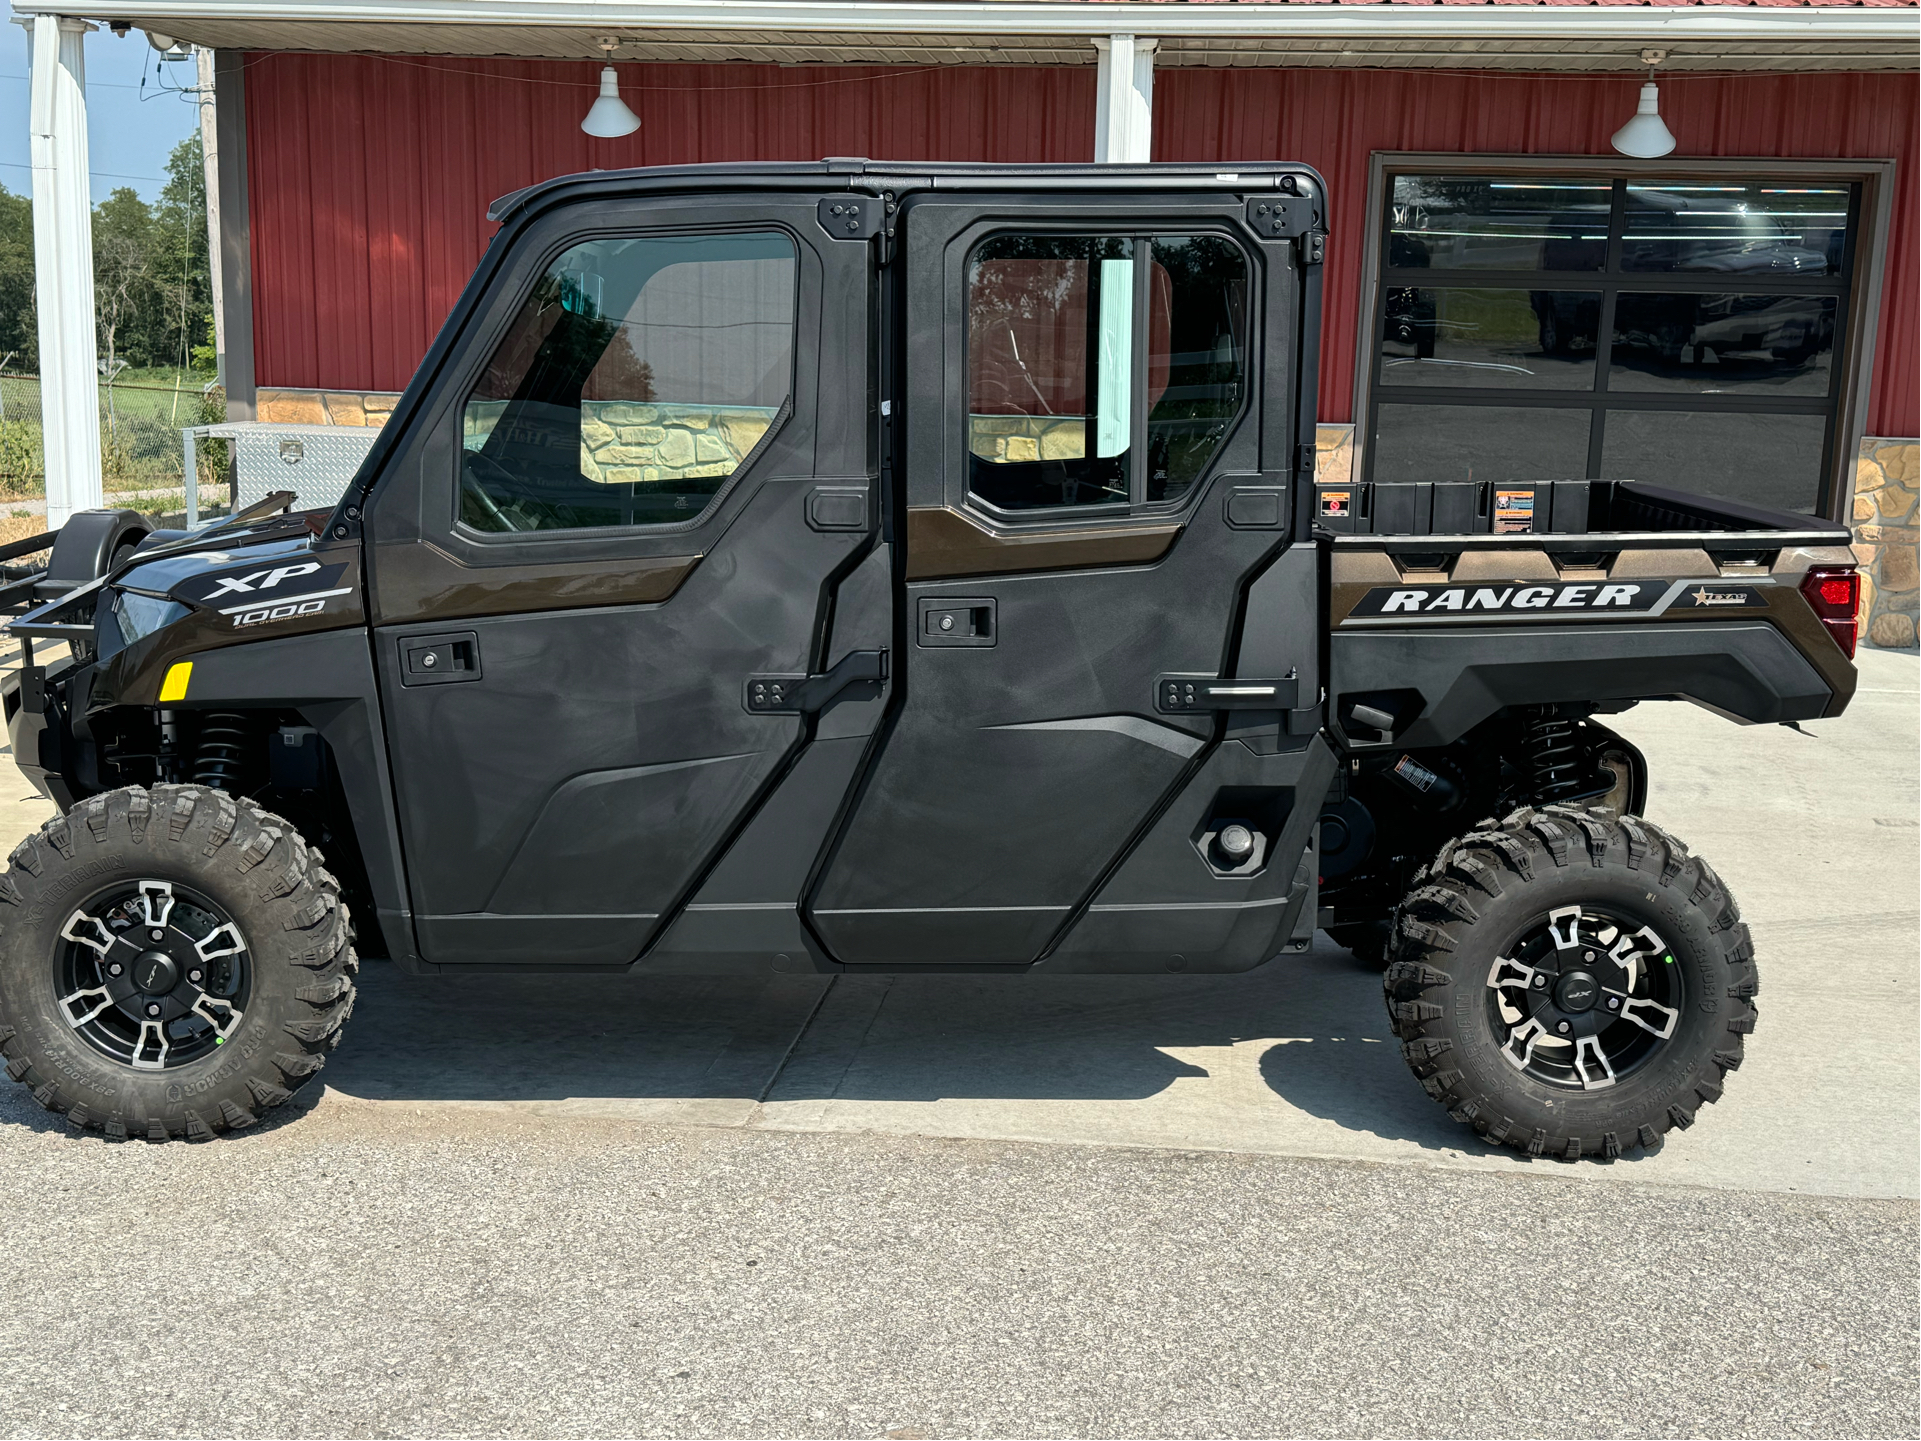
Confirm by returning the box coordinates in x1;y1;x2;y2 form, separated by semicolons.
0;133;216;384
0;417;41;489
0;185;34;372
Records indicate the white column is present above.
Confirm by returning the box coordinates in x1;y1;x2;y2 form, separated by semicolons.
1092;34;1156;164
196;47;225;387
25;15;102;526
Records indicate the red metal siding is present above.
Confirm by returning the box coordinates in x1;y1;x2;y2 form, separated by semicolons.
1156;67;1918;435
244;54;1094;395
247;55;1916;436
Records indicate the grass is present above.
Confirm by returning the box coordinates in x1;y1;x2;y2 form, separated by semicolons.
0;368;227;497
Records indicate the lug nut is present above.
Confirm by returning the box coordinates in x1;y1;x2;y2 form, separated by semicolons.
1531;975;1547;989
1606;997;1621;1011
188;969;203;984
1556;1020;1572;1035
1584;950;1595;961
145;1003;162;1018
108;962;123;977
152;929;165;941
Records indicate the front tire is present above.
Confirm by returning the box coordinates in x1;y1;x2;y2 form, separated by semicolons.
0;786;356;1140
1384;806;1755;1161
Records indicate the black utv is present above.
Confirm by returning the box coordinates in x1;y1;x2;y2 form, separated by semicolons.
0;162;1862;1159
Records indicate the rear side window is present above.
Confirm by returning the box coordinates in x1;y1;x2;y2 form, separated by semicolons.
461;231;796;533
965;232;1246;516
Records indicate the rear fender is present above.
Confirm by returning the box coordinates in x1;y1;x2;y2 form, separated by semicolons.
1330;621;1832;749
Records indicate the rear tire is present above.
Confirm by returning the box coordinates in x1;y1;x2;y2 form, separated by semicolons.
1384;805;1754;1161
0;786;356;1140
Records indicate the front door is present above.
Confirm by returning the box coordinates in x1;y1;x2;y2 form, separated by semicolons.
809;185;1324;966
368;192;876;966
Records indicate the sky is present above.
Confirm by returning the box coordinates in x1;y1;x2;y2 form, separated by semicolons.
1;24;204;205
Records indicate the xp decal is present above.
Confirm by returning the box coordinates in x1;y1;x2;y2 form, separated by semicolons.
1342;577;1776;624
171;561;348;608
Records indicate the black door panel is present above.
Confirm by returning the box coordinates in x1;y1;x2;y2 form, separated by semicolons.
367;192;879;967
810;191;1324;968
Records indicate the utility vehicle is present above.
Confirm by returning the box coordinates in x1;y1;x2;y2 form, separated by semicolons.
0;162;1860;1156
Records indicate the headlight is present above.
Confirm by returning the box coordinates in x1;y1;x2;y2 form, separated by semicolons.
99;589;189;661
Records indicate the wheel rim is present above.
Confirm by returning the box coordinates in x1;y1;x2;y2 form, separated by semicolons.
1484;905;1683;1092
55;880;251;1071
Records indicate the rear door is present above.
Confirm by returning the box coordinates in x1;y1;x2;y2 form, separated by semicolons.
809;184;1324;966
366;189;878;966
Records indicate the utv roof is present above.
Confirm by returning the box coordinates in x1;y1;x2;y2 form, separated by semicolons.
487;158;1325;224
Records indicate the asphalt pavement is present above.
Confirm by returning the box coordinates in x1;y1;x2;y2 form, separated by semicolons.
0;646;1914;1438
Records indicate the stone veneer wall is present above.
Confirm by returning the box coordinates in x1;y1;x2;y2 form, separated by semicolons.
1851;438;1918;650
459;400;778;486
968;415;1089;462
1314;423;1919;651
257;388;402;427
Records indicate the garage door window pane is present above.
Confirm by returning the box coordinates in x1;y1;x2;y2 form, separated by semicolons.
1373;404;1591;485
1380;288;1598;390
1622;184;1848;276
1600;411;1824;514
1608;293;1836;398
1387;177;1610;272
462;232;796;533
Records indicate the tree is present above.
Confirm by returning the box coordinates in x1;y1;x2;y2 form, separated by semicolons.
92;187;156;437
0;186;36;371
153;133;214;378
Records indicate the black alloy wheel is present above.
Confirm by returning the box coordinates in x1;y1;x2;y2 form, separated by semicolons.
1484;905;1683;1093
0;785;357;1141
56;880;252;1071
1385;805;1756;1161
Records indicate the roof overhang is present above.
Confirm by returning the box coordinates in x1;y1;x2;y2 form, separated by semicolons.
12;3;1918;71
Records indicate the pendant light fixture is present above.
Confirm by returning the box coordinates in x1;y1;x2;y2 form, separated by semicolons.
1612;49;1677;159
581;36;641;139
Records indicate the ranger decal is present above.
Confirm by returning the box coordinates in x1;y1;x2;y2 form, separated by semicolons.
1345;577;1775;623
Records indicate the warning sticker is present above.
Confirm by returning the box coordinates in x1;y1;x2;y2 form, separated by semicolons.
1494;489;1536;534
1319;490;1352;519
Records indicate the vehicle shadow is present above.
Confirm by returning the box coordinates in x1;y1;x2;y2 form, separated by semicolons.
0;939;1642;1167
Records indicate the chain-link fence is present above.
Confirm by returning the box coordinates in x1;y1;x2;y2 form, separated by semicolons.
0;372;231;527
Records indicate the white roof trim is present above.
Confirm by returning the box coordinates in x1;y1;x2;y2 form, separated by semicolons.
13;2;1919;45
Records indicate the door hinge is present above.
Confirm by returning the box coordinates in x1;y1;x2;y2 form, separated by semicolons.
818;195;896;263
1246;196;1324;264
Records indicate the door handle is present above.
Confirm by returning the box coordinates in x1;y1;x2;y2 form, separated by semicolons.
745;649;888;714
399;631;482;687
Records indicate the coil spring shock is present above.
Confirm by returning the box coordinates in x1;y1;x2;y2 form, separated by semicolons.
192;712;250;790
1525;708;1585;803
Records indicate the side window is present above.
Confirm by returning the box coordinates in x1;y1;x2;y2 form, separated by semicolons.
965;233;1247;516
967;235;1134;512
460;231;796;533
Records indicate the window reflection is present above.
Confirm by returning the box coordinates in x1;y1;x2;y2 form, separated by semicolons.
1387;177;1610;272
1146;236;1247;502
1621;184;1845;275
1608;293;1837;397
966;234;1134;512
1381;288;1598;390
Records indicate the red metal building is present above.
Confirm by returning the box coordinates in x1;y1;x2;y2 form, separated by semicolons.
26;0;1914;639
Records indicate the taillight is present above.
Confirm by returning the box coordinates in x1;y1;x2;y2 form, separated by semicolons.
1800;567;1860;659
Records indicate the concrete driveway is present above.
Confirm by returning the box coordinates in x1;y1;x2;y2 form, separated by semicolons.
174;645;1921;1201
0;644;1914;1438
